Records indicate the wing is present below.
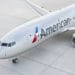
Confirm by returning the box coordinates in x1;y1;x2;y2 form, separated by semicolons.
25;0;50;16
62;27;75;32
56;27;75;35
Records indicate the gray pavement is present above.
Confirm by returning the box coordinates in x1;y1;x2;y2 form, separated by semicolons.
0;0;75;75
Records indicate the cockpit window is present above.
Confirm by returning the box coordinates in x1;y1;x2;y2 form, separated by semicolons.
0;41;16;47
8;42;16;47
1;43;8;46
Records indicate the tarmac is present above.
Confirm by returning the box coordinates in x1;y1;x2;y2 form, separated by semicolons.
0;0;75;75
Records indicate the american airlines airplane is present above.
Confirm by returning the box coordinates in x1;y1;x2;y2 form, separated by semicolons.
0;0;75;63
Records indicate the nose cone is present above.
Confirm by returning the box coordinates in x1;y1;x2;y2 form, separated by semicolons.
0;47;6;59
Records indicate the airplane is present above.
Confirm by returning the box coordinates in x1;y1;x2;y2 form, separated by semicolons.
0;0;75;63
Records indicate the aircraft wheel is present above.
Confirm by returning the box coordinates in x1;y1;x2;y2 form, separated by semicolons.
72;33;75;47
12;58;18;64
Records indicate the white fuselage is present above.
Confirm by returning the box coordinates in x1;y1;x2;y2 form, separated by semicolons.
0;5;75;59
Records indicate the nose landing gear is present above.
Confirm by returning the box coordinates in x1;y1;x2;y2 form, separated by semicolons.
72;33;75;47
12;58;18;64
